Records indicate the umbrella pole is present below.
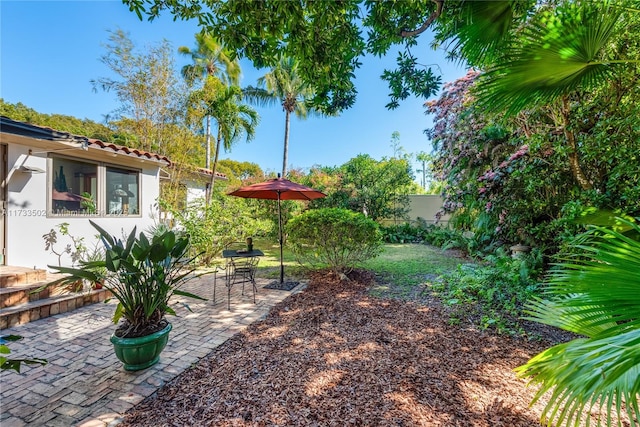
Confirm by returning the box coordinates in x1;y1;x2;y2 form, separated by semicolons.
277;191;284;284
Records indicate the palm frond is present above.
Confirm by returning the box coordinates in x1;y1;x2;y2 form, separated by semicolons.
476;1;627;116
179;33;241;87
516;330;640;427
447;0;519;67
520;218;640;426
242;86;279;108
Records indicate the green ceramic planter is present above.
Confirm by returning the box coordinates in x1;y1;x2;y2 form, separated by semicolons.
110;322;172;371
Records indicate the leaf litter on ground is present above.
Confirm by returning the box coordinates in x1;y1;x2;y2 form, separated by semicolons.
119;267;628;426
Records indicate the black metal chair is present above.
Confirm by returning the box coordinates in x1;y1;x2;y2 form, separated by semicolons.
213;242;259;309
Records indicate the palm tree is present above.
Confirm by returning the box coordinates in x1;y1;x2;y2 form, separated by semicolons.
179;33;241;169
415;151;431;190
517;218;640;427
243;57;316;178
190;77;259;203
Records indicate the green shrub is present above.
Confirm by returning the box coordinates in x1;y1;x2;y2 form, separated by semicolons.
433;249;543;334
423;225;469;251
381;223;427;243
286;208;384;274
169;194;271;265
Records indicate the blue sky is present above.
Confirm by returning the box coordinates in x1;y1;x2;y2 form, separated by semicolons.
1;0;467;177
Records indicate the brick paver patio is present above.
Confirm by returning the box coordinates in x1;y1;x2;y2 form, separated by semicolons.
0;273;304;426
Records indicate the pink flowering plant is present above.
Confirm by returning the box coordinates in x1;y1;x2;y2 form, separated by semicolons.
426;70;640;255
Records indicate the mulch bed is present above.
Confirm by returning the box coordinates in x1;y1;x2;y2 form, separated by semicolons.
119;270;581;426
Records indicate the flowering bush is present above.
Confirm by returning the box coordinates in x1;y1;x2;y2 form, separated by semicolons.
426;69;640;255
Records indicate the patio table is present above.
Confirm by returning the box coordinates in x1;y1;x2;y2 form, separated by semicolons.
222;249;264;259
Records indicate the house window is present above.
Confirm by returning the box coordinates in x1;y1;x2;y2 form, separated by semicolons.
106;167;139;215
50;156;140;217
51;157;98;215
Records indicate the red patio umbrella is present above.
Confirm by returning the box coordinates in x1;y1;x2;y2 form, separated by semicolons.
228;176;326;285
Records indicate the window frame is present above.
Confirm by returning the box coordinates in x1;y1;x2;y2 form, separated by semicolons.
105;165;141;217
47;155;143;218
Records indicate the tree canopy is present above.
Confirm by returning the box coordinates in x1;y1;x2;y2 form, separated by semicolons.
304;154;417;222
119;0;470;113
122;0;637;116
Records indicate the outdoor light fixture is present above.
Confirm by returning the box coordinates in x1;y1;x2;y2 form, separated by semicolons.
17;165;46;174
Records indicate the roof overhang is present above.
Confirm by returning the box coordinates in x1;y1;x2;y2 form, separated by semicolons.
0;116;171;168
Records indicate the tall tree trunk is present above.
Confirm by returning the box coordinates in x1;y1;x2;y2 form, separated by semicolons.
282;110;291;178
206;127;222;207
561;97;592;190
205;115;211;169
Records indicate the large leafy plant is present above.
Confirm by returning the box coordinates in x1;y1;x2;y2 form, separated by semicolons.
517;218;640;426
50;221;205;338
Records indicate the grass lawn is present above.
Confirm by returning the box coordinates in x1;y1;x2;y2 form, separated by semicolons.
250;240;468;290
363;243;467;299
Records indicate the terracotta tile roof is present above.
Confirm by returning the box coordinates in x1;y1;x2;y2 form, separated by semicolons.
1;116;170;165
195;167;227;179
86;138;170;165
164;164;227;181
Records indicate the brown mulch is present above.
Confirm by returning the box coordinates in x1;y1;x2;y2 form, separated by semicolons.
119;270;576;427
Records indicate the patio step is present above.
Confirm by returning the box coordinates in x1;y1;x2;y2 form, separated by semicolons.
0;266;47;288
0;265;112;330
0;280;56;309
0;288;113;329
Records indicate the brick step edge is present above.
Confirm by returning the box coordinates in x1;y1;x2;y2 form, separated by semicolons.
0;288;113;330
0;280;86;309
0;269;48;288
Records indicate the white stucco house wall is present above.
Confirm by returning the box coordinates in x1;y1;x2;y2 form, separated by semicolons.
183;168;220;206
0;116;223;269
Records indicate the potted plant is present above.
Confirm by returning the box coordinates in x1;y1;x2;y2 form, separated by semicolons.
49;220;205;371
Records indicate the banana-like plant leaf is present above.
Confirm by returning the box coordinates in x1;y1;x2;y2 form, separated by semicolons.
148;243;169;263
89;219;114;247
162;231;176;252
173;289;207;301
112;302;125;325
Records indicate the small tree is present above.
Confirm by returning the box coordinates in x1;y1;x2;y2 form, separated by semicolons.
286;208;383;275
171;192;271;265
92;29;185;154
340;154;414;222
